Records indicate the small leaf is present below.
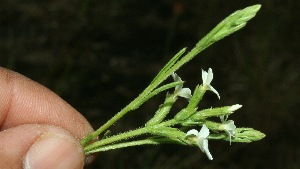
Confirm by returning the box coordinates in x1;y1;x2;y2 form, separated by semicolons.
133;81;182;109
150;48;186;86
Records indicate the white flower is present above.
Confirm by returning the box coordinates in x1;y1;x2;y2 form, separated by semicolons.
186;125;213;160
171;72;192;100
201;68;220;99
220;115;236;145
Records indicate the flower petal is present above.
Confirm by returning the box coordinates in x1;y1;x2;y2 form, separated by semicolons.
198;124;210;138
171;72;180;82
223;120;236;134
199;138;213;160
177;88;192;99
221;120;236;145
186;129;199;137
208;85;220;99
172;72;183;91
206;68;214;84
202;69;208;85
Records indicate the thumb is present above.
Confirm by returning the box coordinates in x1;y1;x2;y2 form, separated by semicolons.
0;124;85;169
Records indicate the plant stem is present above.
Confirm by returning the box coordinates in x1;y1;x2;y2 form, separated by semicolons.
85;137;186;155
84;126;150;153
158;119;178;127
85;139;159;154
84;118;180;153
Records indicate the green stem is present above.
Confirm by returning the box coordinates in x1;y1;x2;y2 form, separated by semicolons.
85;139;159;154
89;104;131;140
158;119;178;127
84;119;180;153
84;127;150;153
85;137;186;155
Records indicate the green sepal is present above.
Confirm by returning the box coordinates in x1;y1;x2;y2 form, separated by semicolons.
208;127;265;143
204;120;223;131
148;126;186;141
232;128;265;143
185;85;206;113
174;85;206;121
191;106;234;121
181;119;204;127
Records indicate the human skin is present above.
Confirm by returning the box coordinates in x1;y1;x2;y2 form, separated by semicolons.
0;67;94;169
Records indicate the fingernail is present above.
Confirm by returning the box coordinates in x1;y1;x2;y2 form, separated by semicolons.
24;133;84;169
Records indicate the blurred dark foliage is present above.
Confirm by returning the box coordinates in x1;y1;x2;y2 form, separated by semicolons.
1;0;300;168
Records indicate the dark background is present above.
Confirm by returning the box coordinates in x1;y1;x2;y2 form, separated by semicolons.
1;1;299;168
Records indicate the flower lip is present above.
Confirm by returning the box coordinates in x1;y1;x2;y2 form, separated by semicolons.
220;116;236;145
198;124;210;138
171;72;192;99
186;125;213;160
201;68;220;99
186;129;199;137
172;72;183;91
202;68;213;86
